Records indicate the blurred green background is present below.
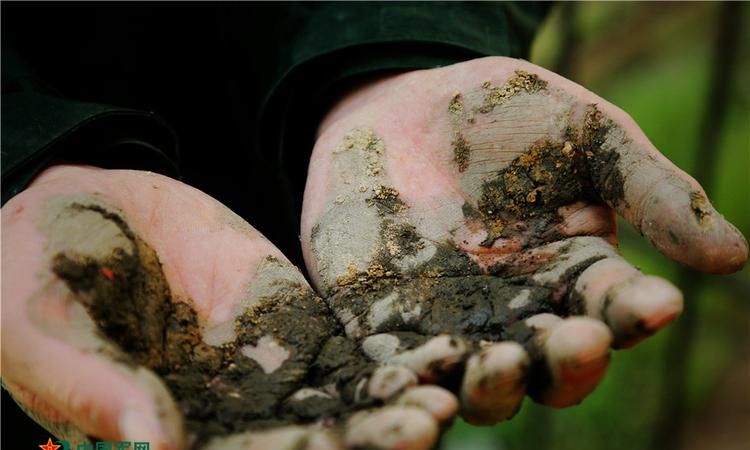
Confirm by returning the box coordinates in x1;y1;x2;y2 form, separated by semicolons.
441;3;750;450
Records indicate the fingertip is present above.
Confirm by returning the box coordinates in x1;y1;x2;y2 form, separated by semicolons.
605;275;683;349
368;366;418;400
581;103;747;274
202;427;342;450
460;342;528;425
307;430;345;450
396;386;458;424
346;406;438;450
388;334;469;383
534;317;611;408
119;407;180;450
636;183;747;274
545;317;612;363
691;219;748;274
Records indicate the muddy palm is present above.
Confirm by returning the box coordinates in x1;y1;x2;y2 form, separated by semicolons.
1;166;456;450
301;57;748;423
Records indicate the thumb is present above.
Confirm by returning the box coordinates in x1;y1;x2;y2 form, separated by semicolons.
1;168;185;449
583;101;747;274
2;280;184;450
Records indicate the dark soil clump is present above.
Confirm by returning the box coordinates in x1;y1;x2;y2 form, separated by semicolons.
472;104;627;247
579;105;627;208
326;235;583;343
475;138;595;245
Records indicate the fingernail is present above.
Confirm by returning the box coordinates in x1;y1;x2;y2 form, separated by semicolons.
643;310;680;332
119;409;176;450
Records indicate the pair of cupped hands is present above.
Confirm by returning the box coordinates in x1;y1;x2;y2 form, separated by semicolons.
2;57;747;450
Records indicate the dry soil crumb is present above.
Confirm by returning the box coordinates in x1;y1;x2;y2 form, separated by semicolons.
448;93;464;115
476;71;548;114
689;191;712;225
452;132;472;173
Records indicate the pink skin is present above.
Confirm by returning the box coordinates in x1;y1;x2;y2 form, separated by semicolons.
1;166;450;450
300;57;747;416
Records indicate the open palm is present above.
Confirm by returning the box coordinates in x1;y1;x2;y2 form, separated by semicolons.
300;57;748;423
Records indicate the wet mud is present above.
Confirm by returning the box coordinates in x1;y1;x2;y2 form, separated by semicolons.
472;104;624;247
330;273;556;342
50;204;380;447
327;236;606;344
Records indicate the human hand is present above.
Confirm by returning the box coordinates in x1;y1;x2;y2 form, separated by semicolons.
1;165;457;450
301;56;748;424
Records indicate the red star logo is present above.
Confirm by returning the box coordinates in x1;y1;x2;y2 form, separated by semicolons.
39;438;61;450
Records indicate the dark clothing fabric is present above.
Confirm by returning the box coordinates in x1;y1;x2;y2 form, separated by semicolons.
1;2;549;446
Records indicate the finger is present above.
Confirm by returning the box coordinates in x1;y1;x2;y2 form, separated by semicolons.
285;367;455;433
584;101;748;274
368;366;418;400
459;341;529;425
201;426;342;450
364;334;470;383
395;386;458;425
2;183;184;447
573;257;683;348
346;406;439;450
283;388;343;422
554;201;617;245
509;314;612;408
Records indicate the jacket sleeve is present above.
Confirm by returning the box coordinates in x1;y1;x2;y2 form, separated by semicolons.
1;46;179;205
1;92;180;205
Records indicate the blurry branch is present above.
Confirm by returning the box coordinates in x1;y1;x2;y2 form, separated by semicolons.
718;276;750;307
550;2;577;80
570;3;703;87
652;3;744;450
691;5;741;185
